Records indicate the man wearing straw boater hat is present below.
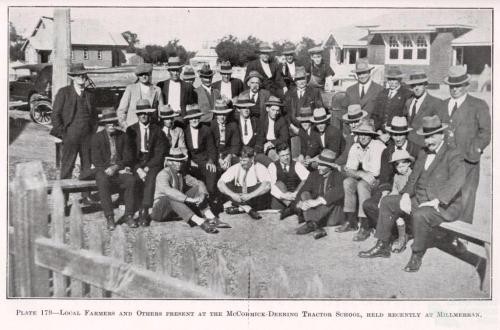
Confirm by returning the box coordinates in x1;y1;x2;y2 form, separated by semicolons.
305;46;335;91
180;65;196;85
234;94;260;150
195;63;221;123
310;107;344;162
209;100;241;171
361;116;420;241
338;119;386;237
403;71;444;147
441;65;491;224
240;70;271;119
244;42;287;98
335;104;368;166
152;148;230;234
278;45;300;89
345;58;384;116
159;105;187;156
117;63;163;128
91;108;137;230
212;60;245;104
372;66;412;131
157;56;197;116
359;115;466;272
50;63;98;206
126;99;168;227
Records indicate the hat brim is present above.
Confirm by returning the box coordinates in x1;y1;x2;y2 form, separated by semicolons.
165;155;188;161
258;49;274;54
245;75;264;84
352;67;374;74
443;75;471;85
235;102;255;108
199;73;215;78
416;124;448;136
351;129;380;136
282;51;295;56
99;117;119;124
311;156;336;167
294;75;307;81
219;69;233;74
160;113;180;119
167;65;184;70
183;113;203;120
390;155;415;163
68;71;88;76
297;116;313;122
385;126;413;134
342;110;368;122
386;75;404;80
266;103;284;107
311;114;332;123
407;78;428;85
181;75;196;80
211;109;233;114
135;108;156;114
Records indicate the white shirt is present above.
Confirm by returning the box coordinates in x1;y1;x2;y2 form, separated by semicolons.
448;93;467;117
409;92;427;117
320;133;326;148
358;79;372;98
138;122;150;153
73;84;83;96
388;86;400;99
249;91;259;103
287;62;296;79
260;60;272;78
345;139;387;177
268;161;309;198
424;141;444;170
240;116;253;145
190;126;199;149
168;80;181;112
220;81;232;100
266;117;276;141
140;83;150;98
220;162;271;187
297;87;306;99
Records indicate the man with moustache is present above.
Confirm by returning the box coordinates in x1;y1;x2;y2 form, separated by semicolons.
345;58;384;117
240;70;272;119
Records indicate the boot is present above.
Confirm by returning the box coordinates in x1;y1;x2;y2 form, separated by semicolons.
296;221;318;235
358;240;391;258
280;204;297;220
106;215;116;231
404;251;424;272
335;212;358;233
353;217;371;241
138;208;151;227
391;223;408;253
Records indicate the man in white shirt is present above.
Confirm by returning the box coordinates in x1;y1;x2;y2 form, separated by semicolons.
217;146;272;220
212;61;244;106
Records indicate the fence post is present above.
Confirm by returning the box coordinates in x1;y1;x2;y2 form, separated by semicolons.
132;229;149;269
88;222;105;297
11;161;50;297
178;245;198;285
109;225;127;298
268;266;291;298
69;197;85;297
156;236;173;276
206;250;230;296
51;184;67;297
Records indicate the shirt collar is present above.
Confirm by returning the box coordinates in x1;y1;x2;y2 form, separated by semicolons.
260;59;270;66
450;93;467;107
139;122;150;129
359;79;372;90
202;84;211;92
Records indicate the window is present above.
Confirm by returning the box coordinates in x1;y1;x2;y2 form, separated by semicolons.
402;36;413;59
416;36;427;60
97;50;102;60
389;36;399;59
71;50;74;61
385;34;429;64
83;48;89;60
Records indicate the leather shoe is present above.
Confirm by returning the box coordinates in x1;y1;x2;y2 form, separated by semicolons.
335;221;358;233
200;220;219;234
225;206;245;215
139;209;151;227
209;217;232;228
123;214;138;228
106;215;116;231
296;221;317;235
353;227;371;241
358;240;391;258
280;205;296;220
313;227;328;240
248;209;262;220
404;253;423;272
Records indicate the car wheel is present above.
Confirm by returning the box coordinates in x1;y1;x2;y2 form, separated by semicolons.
30;98;52;125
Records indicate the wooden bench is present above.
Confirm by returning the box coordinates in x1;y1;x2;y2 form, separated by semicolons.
439;220;491;293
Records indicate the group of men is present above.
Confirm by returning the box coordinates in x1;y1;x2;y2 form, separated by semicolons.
50;43;490;273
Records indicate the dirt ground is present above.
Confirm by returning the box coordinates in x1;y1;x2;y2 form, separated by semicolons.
8;88;492;298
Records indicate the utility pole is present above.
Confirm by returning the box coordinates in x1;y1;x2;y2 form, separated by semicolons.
52;8;71;99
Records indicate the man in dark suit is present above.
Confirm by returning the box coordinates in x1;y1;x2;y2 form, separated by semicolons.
126;99;168;227
359;116;466;273
278;46;300;89
212;61;245;106
295;107;321;165
244;42;287;98
50;63;98;205
157;56;197;117
195;64;221;123
403;72;444;147
304;46;335;92
310;107;345;160
234;94;260;150
209;101;241;171
440;65;491;224
372;66;413;131
240;71;272;119
91;108;136;230
345;58;384;117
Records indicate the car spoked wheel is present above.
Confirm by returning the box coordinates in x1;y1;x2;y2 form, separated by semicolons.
30;98;52;125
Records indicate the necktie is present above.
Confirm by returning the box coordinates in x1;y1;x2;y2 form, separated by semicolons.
220;125;226;144
283;164;288;173
388;90;394;99
396;146;403;150
252;93;257;103
451;102;458;117
143;127;149;152
410;100;418;123
299;89;304;99
167;128;172;141
244;119;248;136
360;85;365;99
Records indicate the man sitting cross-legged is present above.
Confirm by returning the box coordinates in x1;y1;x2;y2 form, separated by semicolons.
151;149;230;234
217;146;271;220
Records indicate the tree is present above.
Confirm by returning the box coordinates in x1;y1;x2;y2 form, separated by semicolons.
121;30;140;53
215;35;262;67
9;22;25;61
135;40;195;65
296;36;320;67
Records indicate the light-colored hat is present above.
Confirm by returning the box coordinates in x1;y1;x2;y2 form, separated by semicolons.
265;96;283;107
416;115;448;136
308;46;323;54
312;149;338;167
159;105;180;119
352;58;374;74
407;71;428;85
443;65;471;86
385;116;413;134
311;107;331;124
351;119;380;136
342;104;367;122
134;63;153;76
211;100;233;114
181;66;196;80
234;94;255;108
198;63;214;78
390;149;414;163
134;99;156;114
294;66;307;81
68;63;88;76
99;108;119;123
385;66;404;80
165;148;188;161
297;106;313;122
219;60;233;74
245;70;265;84
183;104;203;120
257;42;274;53
282;46;296;55
167;56;184;70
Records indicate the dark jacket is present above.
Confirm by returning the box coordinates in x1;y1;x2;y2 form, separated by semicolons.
156;79;197;116
372;86;413;130
238;88;272;119
255;115;290;153
298;169;344;207
283;86;324;127
311;125;345;159
212;78;245;101
377;140;421;192
184;124;217;163
91;130;134;170
345;81;384;117
234;114;260;148
210;120;241;157
278;61;303;89
244;59;285;96
298;127;321;158
304;61;335;88
126;123;168;170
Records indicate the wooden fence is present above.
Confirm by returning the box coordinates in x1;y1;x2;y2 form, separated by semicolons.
8;161;325;298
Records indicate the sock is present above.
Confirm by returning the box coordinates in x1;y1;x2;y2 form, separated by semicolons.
204;209;216;219
240;205;252;213
396;217;405;226
190;214;205;226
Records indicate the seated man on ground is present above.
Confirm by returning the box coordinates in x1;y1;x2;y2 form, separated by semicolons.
268;142;310;210
151;149;230;234
217;146;272;220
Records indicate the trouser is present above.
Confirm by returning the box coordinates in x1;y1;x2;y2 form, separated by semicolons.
95;170;136;217
60;126;92;180
151;185;207;222
188;160;218;210
271;181;297;209
343;176;378;218
461;161;480;224
301;191;337;226
224;182;270;210
135;166;162;209
362;189;384;228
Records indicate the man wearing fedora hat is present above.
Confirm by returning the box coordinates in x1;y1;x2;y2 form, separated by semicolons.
212;61;245;105
91;108;137;230
50;63;98;205
293;149;345;239
244;42;287;98
210;100;241;171
305;46;335;91
234;94;260;150
180;65;196;85
152;149;229;234
157;56;197;117
159;105;187;156
336;104;368;166
441;65;491;224
360;115;465;272
195;63;221;123
339;119;386;235
345;58;384;116
240;70;272;119
126;99;169;227
296;106;321;166
361;116;420;241
117;63;163;128
372;66;412;131
278;46;301;89
310;107;345;163
403;71;444;147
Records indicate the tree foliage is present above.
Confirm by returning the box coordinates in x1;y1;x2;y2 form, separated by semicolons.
9;22;25;61
134;39;195;65
121;30;140;53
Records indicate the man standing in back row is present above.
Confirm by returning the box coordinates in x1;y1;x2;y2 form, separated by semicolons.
345;58;384;117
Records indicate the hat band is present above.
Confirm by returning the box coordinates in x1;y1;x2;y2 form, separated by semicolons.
168;62;182;66
185;110;201;116
314;114;328;121
220;65;232;71
389;124;409;132
160;111;175;116
409;73;427;81
136;105;152;110
167;154;187;160
423;125;443;133
318;154;335;163
447;74;469;84
101;113;117;119
348;112;363;120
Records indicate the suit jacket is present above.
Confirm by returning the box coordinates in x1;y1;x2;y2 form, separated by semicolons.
283;86;324;127
195;86;221;123
440;94;491;163
372;87;413;130
91;130;133;170
311;125;345;159
401;143;465;221
184;124;217;163
378;140;421;191
235;115;260;148
160;125;188;156
126;123;168;170
278;61;302;89
403;92;445;147
212;78;245;101
298;169;344;207
157;79;197;113
50;85;97;139
255;115;290;153
345;81;384;116
238;89;271;119
117;82;163;127
298;127;322;158
244;59;285;96
210;120;241;157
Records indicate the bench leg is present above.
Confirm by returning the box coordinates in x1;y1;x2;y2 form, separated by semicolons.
483;242;491;294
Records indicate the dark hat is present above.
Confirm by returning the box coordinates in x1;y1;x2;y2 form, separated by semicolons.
219;60;233;74
211;100;233;114
245;70;265;84
282;46;296;55
181;66;196;80
330;92;348;111
312;149;338;167
311;107;331;124
159;105;180;119
198;63;214;78
297;106;313;122
351;120;380;136
308;46;323;55
99;107;119;123
342;104;367;122
265;96;283;107
352;58;374;74
294;66;307;81
385;116;412;134
416;115;448;136
234;94;255;108
167;56;184;70
165;148;188;161
183;104;203;120
407;71;428;85
443;65;471;86
134;99;156;114
385;66;404;80
134;63;153;76
257;42;274;54
68;63;88;76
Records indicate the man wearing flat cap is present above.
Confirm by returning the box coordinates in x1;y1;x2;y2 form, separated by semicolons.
440;65;491;224
212;61;245;105
244;42;287;98
305;46;335;92
117;63;163;128
359;115;466;273
195;63;221;123
345;58;384;117
239;70;271;119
